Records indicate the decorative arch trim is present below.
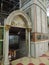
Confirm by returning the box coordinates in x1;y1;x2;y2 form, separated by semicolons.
5;10;32;29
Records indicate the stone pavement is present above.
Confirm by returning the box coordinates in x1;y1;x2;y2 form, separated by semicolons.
11;51;49;65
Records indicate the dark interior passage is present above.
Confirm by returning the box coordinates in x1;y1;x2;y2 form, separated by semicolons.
9;27;27;61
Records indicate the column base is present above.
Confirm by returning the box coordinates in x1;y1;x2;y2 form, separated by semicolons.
4;60;9;65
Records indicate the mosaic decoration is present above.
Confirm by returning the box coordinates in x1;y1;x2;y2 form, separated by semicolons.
37;35;41;40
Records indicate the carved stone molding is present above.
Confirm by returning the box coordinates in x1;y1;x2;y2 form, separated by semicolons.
11;21;15;26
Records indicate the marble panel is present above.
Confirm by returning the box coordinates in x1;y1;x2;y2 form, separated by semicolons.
36;6;41;32
42;10;46;33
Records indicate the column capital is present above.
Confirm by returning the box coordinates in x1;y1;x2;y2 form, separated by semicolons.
27;28;32;32
5;25;10;31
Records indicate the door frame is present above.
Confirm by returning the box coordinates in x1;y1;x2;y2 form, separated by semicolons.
3;10;32;65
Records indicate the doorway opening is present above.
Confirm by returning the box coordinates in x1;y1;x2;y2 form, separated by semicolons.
9;27;27;61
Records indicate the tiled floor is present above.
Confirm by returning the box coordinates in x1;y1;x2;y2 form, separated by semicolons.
11;51;49;65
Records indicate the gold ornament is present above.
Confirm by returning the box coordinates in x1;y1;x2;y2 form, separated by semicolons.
5;25;10;31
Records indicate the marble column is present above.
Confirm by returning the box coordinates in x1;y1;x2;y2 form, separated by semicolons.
27;29;31;57
26;29;31;57
4;25;10;65
26;29;28;56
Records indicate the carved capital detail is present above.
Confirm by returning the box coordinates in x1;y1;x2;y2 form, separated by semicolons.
5;25;10;31
11;21;15;26
27;28;32;32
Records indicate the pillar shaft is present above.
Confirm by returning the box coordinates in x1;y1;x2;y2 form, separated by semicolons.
4;30;9;65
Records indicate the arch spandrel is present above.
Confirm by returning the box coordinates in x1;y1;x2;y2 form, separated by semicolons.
5;10;32;29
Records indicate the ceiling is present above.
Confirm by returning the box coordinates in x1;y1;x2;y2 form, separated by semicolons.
0;0;19;15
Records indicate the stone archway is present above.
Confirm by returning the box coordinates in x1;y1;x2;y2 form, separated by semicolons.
3;10;32;65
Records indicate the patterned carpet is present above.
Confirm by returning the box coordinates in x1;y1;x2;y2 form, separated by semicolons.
11;51;49;65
